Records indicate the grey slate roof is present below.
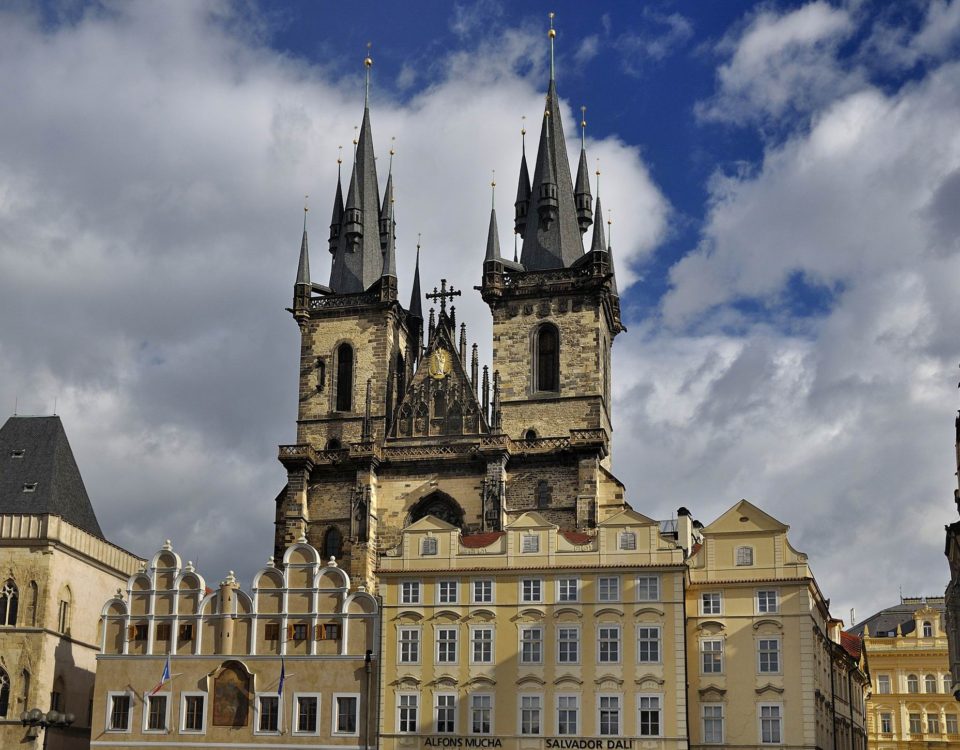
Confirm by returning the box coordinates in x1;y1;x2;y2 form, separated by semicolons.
0;415;104;538
296;217;310;286
847;597;945;637
519;78;585;270
328;106;384;293
485;208;501;261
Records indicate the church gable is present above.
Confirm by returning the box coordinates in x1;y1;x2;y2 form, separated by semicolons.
390;313;488;439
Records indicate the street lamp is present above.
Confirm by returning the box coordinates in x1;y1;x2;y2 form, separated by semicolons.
20;708;75;746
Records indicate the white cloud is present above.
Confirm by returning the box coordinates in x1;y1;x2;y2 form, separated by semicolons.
698;1;857;125
613;9;694;77
0;2;668;584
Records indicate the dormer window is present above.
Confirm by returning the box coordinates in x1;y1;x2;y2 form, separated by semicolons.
22;483;37;493
735;546;754;566
421;537;438;556
618;531;637;551
10;449;24;459
522;534;539;553
922;620;933;637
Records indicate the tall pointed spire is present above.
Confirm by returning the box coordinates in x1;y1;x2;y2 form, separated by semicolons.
485;175;502;262
519;14;584;270
297;203;311;285
294;202;312;319
514;118;530;236
574;105;593;234
328;149;343;254
606;208;619;297
328;48;385;293
409;238;423;321
379;141;397;283
590;165;606;253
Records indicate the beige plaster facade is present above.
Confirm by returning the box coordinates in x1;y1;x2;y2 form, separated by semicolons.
377;509;688;750
686;500;869;750
855;597;957;749
93;539;380;748
0;514;142;750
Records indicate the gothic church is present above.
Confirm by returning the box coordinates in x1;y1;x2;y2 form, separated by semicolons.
276;47;626;588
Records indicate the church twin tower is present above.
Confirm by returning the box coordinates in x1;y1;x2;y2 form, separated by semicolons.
278;36;626;587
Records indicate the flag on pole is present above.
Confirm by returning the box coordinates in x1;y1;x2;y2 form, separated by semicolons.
278;656;285;699
150;655;171;696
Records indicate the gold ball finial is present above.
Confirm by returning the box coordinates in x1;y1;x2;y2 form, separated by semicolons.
364;41;373;68
548;12;556;38
337;145;343;165
521;115;526;136
304;194;309;213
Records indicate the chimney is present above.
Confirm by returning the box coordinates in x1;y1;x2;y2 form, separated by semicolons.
676;507;693;556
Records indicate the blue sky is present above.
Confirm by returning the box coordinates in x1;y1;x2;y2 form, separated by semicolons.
1;0;959;621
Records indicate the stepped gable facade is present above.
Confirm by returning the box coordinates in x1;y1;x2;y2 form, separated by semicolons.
276;46;627;589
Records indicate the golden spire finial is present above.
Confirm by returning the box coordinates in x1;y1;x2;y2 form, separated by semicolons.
580;105;587;149
607;208;612;249
353;125;359;155
303;194;309;231
417;232;422;251
364;43;373;106
548;12;556;80
337;145;343;166
491;170;496;209
595;158;601;196
389;136;396;174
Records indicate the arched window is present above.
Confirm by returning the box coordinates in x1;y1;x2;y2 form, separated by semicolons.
0;580;18;626
926;674;938;693
535;324;559;392
335;343;354;412
922;620;933;637
907;674;919;692
396;353;405;397
0;667;9;718
524;428;538;441
535;480;551;509
58;585;72;634
326;438;342;450
322;527;343;561
409;492;465;530
944;674;953;693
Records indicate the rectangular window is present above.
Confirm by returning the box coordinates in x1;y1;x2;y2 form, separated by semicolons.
599;695;621;736
319;623;341;640
146;695;167;731
470;694;492;735
437;627;458;663
438;581;458;604
598;625;620;663
522;534;540;553
133;623;147;640
909;713;922;734
736;546;754;566
473;580;493;604
637;576;660;601
156;623;171;640
702;639;723;673
946;714;958;734
182;694;205;732
521;579;543;603
296;696;318;734
179;622;194;641
521;626;543;664
557;626;579;664
436;694;456;733
471;627;493;664
264;623;280;641
292;623;308;641
557;695;578;735
108;693;131;731
421;537;438;555
758;638;780;673
598;576;620;602
334;695;359;735
398;694;418;733
757;590;779;613
929;715;941;734
637;626;661;663
760;704;782;744
701;592;722;615
401;581;421;605
520;695;542;735
880;712;892;733
618;531;637;550
877;674;890;694
399;627;420;664
703;704;724;744
257;695;279;733
558;578;579;602
638;695;661;737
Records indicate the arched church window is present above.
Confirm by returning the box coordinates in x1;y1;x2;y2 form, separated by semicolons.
0;667;9;717
335;343;354;412
322;527;343;561
0;580;18;626
396;352;405;397
524;428;538;441
535;480;551;509
410;492;465;530
535;324;559;392
326;438;342;450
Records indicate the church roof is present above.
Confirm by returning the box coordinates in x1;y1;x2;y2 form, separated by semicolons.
0;415;104;538
847;597;945;638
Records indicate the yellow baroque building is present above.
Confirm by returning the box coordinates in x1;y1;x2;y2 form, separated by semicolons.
686;500;869;750
849;596;957;748
92;539;379;748
377;509;688;750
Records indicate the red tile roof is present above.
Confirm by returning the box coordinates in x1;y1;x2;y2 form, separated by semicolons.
840;631;862;659
561;530;593;545
460;531;505;548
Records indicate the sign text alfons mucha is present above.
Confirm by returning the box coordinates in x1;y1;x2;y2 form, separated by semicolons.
422;739;639;749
